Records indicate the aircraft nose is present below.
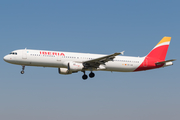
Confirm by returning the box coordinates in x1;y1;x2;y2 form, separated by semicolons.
3;55;8;62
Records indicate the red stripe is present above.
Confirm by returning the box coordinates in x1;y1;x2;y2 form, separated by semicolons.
134;45;169;71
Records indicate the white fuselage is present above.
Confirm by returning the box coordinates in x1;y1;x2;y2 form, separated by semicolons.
4;49;145;72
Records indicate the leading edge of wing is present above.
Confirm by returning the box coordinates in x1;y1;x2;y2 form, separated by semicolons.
83;51;125;64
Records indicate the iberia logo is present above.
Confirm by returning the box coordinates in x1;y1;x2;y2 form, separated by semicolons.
40;51;65;56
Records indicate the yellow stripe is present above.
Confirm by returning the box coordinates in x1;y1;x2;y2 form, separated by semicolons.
156;36;171;46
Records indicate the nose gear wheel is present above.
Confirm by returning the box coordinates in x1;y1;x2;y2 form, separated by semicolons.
21;65;25;74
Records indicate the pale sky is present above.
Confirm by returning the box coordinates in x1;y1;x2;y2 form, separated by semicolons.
0;0;180;120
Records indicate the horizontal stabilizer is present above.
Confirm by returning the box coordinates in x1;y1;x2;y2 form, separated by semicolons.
156;59;176;65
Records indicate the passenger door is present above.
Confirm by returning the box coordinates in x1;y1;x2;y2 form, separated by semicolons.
22;49;27;59
143;58;148;67
57;55;61;61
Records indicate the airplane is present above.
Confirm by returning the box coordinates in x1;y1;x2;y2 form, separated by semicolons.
3;36;175;80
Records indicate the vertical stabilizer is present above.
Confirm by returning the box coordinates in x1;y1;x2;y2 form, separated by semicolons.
134;36;172;71
146;36;171;61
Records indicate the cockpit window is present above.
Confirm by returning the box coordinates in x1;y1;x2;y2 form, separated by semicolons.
9;52;17;55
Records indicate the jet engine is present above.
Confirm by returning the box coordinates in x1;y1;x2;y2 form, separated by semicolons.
59;62;84;75
58;68;72;75
68;62;84;71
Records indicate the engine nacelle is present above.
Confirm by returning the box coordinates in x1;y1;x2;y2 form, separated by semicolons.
60;62;84;74
58;68;72;75
69;62;84;71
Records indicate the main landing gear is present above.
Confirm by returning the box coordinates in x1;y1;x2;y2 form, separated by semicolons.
21;65;25;74
82;71;95;80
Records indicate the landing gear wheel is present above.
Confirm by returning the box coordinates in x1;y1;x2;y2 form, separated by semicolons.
89;72;95;78
21;71;24;74
82;74;88;80
21;65;25;74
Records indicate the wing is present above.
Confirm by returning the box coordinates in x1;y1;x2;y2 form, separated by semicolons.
82;51;124;69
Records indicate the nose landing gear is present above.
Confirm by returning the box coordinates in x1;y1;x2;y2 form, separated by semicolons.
21;65;25;74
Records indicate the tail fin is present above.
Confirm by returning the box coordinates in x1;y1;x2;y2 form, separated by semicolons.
146;36;171;61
